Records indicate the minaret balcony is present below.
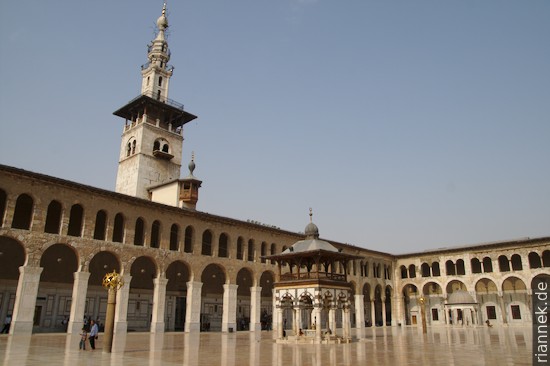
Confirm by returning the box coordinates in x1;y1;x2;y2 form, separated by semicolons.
153;149;174;160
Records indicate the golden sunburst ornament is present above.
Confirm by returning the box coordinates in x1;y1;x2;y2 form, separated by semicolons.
102;270;124;290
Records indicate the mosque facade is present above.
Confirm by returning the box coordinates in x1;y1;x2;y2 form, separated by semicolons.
0;4;548;337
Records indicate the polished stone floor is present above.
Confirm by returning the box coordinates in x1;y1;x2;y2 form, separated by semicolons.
0;326;532;366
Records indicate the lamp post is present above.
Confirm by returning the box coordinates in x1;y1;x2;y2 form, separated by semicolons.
102;270;124;353
418;296;427;334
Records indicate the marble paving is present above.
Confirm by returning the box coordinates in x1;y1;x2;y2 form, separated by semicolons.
0;326;532;365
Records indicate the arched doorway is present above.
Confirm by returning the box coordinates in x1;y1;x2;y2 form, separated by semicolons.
236;268;253;330
200;264;226;331
402;284;418;325
129;256;157;331
259;271;274;330
166;260;190;331
87;251;120;331
38;243;78;333
421;282;444;325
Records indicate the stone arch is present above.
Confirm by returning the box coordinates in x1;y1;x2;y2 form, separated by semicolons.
134;217;146;246
169;223;179;251
384;285;392;325
44;200;63;234
88;251;121;287
400;265;407;279
200;263;227;332
128;256;158;331
501;276;528;323
445;279;468;294
236;267;253;330
218;232;229;258
373;284;383;326
475;277;500;324
93;210;108;240
112;212;125;243
183;225;194;253
67;203;84;237
402;283;419;325
166;260;191;331
0;236;26;280
528;252;542;269
421;281;444;325
36;243;78;332
150;220;161;248
12;193;34;230
259;270;274;330
201;229;213;256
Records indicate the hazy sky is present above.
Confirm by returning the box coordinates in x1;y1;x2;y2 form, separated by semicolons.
1;1;549;254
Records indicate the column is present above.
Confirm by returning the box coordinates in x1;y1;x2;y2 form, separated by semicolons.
354;295;365;328
68;270;90;334
114;273;132;334
11;265;43;334
498;292;508;324
314;307;322;343
343;306;351;340
150;275;168;333
392;293;401;326
276;307;284;339
222;284;238;332
249;286;261;332
185;281;202;333
295;307;302;335
328;307;336;333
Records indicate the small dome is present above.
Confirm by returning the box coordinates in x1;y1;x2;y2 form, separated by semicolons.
157;4;168;30
447;290;476;304
304;222;319;239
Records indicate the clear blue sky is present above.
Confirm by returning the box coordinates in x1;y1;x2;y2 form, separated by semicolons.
1;1;549;254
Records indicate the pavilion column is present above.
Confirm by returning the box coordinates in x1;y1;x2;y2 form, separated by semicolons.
11;265;43;334
68;270;90;334
150;275;168;333
314;306;322;343
276;307;284;338
343;305;351;340
185;281;202;332
249;286;261;332
354;295;365;328
222;284;238;332
295;307;302;335
114;273;132;334
328;307;336;333
498;292;508;324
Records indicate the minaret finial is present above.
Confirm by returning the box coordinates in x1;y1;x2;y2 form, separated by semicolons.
309;208;313;222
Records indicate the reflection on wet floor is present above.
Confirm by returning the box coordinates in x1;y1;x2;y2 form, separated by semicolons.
0;326;532;366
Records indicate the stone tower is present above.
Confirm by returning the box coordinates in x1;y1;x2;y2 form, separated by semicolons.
113;3;197;199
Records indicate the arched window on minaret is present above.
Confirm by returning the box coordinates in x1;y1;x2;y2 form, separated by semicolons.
126;143;131;157
153;141;160;151
158;77;163;87
132;140;136;154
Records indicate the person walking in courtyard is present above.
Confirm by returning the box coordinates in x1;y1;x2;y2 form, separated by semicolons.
88;319;99;350
79;327;87;350
1;314;11;334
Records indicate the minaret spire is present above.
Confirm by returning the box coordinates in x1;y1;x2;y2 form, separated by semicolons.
113;3;197;200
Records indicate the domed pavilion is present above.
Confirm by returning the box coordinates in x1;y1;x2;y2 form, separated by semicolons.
263;210;363;343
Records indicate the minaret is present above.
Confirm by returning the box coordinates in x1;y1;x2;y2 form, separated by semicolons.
179;153;202;210
113;3;197;199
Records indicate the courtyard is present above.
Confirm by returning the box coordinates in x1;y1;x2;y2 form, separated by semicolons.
0;326;531;365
